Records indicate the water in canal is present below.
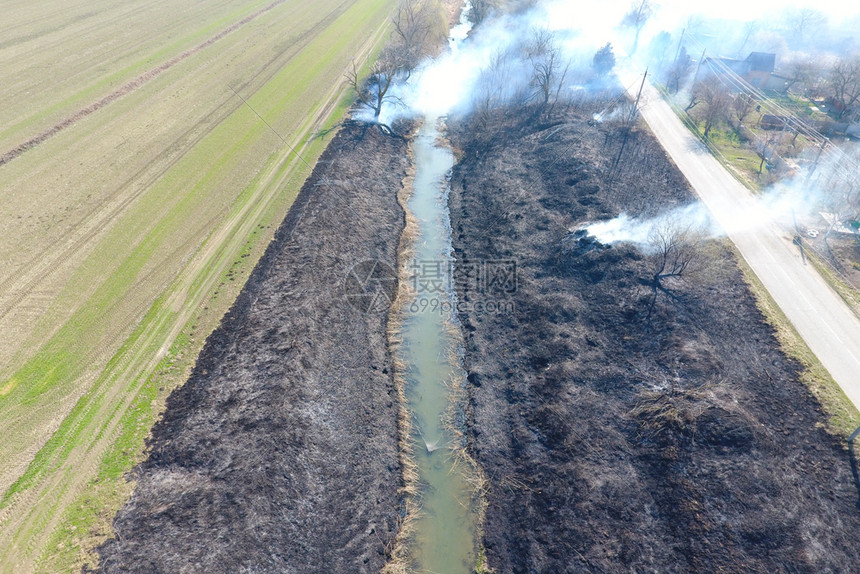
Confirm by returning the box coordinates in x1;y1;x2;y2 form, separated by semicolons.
394;5;480;571
396;115;477;573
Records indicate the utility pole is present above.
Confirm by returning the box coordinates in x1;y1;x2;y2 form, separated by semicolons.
674;28;686;64
805;137;829;186
612;69;648;172
691;48;707;85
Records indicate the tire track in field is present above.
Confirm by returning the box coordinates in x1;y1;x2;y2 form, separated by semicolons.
0;0;286;168
0;0;351;340
0;6;386;569
0;0;355;491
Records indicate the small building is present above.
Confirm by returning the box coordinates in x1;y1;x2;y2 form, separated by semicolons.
700;52;791;93
825;97;860;124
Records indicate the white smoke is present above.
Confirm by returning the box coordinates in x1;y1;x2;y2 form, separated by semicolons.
362;0;860;128
357;1;860;243
586;203;715;249
585;154;860;249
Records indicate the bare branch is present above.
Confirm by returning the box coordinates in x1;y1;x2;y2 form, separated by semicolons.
828;55;860;119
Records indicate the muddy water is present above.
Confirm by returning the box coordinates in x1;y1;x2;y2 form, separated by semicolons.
398;114;477;572
392;4;480;570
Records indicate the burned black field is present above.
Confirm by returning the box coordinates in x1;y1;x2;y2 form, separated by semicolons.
91;99;860;573
96;122;409;573
448;105;860;573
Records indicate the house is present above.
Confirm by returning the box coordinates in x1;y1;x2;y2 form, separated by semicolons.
825;97;860;124
700;51;791;93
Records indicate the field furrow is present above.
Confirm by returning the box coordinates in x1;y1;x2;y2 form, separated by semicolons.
0;0;396;570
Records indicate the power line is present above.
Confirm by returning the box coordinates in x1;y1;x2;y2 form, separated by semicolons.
679;34;860;182
228;84;315;172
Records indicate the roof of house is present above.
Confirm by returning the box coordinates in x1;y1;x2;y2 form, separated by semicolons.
745;52;776;72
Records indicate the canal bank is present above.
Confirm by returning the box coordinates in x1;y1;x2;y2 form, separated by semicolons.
387;115;486;573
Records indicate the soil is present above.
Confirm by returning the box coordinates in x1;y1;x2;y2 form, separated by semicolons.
96;121;410;573
447;103;860;573
0;0;292;168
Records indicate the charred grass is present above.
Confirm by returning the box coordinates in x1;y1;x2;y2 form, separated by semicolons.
95;120;412;573
447;102;860;573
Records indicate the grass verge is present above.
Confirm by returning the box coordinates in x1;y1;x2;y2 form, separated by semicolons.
805;244;860;320
733;243;860;438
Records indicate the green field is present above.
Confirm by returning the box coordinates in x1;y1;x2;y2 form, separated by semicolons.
0;0;396;570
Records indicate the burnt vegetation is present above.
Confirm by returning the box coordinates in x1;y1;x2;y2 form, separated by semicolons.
95;122;412;573
447;92;860;572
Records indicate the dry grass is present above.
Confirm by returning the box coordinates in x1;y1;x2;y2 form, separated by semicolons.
629;384;713;438
382;128;422;574
805;245;860;320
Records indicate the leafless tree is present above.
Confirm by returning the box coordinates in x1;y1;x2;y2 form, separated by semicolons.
731;92;755;133
665;47;693;94
391;0;445;76
621;0;654;55
473;49;512;128
645;218;706;317
687;76;731;138
786;8;827;46
346;47;405;127
647;31;673;70
828;55;860;119
754;131;783;173
526;29;570;109
735;20;760;58
648;219;704;286
784;56;827;97
470;0;496;25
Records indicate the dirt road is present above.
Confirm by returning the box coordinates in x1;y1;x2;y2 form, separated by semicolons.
627;73;860;411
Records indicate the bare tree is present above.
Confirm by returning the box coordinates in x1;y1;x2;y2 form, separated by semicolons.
735;20;760;58
346;0;445;130
526;29;570;109
470;0;496;25
346;47;405;127
647;31;673;70
621;0;654;55
828;55;860;119
687;76;731;138
665;46;693;94
645;218;706;317
731;92;755;133
473;49;513;128
754;131;782;173
648;219;704;287
391;0;445;76
784;56;827;97
786;8;827;46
